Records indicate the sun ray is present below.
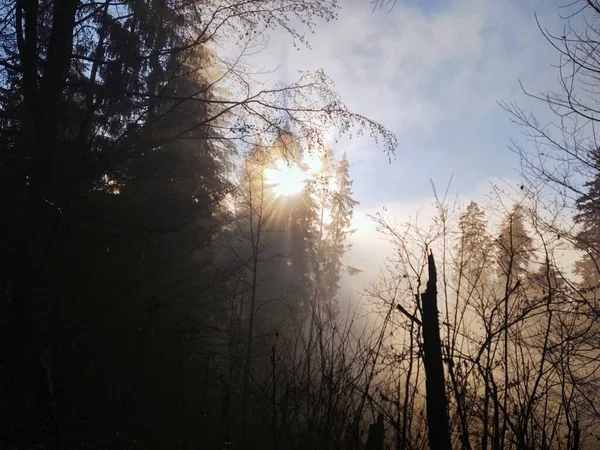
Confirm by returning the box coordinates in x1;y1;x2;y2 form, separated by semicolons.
265;159;307;196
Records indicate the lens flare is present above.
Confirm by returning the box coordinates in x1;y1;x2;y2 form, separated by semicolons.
265;160;306;196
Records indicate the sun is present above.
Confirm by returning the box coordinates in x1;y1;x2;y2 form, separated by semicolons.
265;159;306;196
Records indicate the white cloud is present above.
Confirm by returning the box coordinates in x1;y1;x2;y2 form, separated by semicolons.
223;0;583;293
264;0;557;134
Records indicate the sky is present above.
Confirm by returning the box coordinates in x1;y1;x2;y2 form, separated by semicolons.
241;0;581;291
258;0;564;202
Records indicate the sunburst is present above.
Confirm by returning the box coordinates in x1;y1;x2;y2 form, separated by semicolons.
264;159;306;196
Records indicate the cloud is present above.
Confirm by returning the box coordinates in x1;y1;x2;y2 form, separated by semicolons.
237;0;564;144
228;0;579;292
241;0;566;202
272;0;555;134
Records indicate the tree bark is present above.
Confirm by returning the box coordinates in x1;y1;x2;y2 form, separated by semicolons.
12;0;80;440
365;413;384;450
421;251;452;450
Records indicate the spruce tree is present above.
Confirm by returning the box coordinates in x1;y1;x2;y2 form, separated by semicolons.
322;152;359;308
495;205;534;282
269;132;319;320
311;146;335;311
455;201;492;288
574;149;600;286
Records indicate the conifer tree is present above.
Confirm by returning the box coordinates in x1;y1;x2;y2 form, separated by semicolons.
574;149;600;286
455;201;492;288
323;152;359;307
287;182;319;316
496;205;534;282
311;146;335;312
0;0;397;447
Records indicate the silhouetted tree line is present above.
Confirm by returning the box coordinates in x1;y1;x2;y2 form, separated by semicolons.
0;0;398;448
5;0;600;449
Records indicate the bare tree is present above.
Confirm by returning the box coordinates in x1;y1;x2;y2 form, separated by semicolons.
366;186;600;449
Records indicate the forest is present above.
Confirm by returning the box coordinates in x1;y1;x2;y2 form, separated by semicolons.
2;0;600;449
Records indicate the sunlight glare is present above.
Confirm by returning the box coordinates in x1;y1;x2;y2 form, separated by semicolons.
304;152;322;175
265;160;306;196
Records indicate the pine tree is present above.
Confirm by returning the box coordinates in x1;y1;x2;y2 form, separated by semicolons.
495;205;534;282
229;134;323;446
286;183;319;316
455;201;492;288
1;0;395;447
233;134;318;329
574;149;600;287
495;204;534;450
60;42;233;448
311;146;335;312
268;132;319;320
322;152;359;307
0;4;236;444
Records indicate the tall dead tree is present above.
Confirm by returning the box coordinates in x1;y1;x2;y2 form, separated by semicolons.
364;413;384;450
421;251;452;450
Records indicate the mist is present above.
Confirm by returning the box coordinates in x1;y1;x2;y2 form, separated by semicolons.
3;0;600;449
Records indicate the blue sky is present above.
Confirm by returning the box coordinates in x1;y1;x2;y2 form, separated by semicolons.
246;0;579;285
262;0;566;205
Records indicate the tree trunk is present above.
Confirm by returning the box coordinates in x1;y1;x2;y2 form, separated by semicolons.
365;413;384;450
421;251;452;450
11;0;80;443
573;420;581;450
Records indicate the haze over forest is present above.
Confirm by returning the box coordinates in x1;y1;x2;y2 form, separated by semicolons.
4;0;600;449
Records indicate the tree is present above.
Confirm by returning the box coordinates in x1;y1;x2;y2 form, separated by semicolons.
574;149;600;287
234;143;274;448
495;204;534;282
500;1;600;438
455;201;493;290
0;1;403;447
262;130;319;322
367;190;600;450
39;44;234;448
323;151;360;307
420;252;452;450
